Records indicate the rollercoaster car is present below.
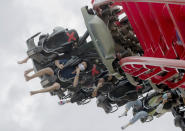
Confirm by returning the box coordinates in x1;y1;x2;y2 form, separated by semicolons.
26;27;106;98
23;1;185;130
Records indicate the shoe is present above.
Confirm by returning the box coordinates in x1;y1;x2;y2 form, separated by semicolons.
58;101;66;105
121;126;125;130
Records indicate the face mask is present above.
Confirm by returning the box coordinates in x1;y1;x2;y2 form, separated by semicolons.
78;64;85;71
162;94;168;100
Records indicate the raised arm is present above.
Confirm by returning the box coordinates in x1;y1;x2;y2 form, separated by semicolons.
73;67;81;87
92;78;104;97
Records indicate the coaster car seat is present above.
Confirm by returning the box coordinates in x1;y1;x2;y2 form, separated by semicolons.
42;28;79;54
26;28;79;66
142;92;162;110
26;28;79;99
96;94;118;113
70;87;94;104
108;80;138;107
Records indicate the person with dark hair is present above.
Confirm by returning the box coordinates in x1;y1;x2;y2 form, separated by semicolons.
119;92;164;130
119;99;149;130
58;86;94;105
58;70;95;105
24;59;88;96
156;89;181;113
92;73;118;97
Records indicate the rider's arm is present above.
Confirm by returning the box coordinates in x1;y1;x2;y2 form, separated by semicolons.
122;105;148;130
96;78;104;90
55;60;64;69
92;78;104;97
73;68;80;87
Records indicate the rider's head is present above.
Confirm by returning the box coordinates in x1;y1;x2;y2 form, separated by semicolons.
78;61;88;71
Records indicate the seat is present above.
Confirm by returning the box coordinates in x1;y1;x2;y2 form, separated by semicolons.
42;29;79;54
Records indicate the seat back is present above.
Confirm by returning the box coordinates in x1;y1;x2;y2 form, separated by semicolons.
43;29;79;53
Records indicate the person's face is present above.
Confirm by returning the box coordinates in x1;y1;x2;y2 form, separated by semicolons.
81;62;87;69
167;93;172;98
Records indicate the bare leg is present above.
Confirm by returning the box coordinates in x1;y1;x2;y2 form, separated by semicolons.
183;97;185;105
25;67;54;81
24;68;34;81
24;68;34;75
30;82;60;96
17;57;29;64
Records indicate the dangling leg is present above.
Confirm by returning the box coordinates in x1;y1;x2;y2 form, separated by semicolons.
121;111;148;130
24;68;34;81
25;67;54;81
24;68;34;75
17;57;29;64
30;82;60;96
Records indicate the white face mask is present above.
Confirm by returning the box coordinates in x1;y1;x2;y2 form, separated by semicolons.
78;64;85;71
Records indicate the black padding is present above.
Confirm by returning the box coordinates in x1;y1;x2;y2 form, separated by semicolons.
43;29;79;51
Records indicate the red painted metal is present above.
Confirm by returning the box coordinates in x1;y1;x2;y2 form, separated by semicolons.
92;0;185;89
66;32;76;42
120;56;185;88
109;0;185;89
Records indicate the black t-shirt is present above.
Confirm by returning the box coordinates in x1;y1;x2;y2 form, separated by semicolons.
96;75;118;95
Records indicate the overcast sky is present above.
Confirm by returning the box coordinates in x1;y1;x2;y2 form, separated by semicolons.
0;0;180;131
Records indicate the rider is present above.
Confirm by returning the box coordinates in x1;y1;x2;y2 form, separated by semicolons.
24;59;88;96
57;65;102;106
156;89;182;114
58;74;95;105
91;72;119;113
119;93;163;130
119;99;149;130
92;72;118;97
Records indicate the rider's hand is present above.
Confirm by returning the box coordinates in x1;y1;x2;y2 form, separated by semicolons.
58;64;64;69
97;82;103;88
55;60;64;69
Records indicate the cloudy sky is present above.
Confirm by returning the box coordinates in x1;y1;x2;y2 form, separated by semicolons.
0;0;180;131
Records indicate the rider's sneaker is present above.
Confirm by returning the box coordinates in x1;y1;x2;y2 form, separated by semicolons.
58;100;66;105
121;126;126;130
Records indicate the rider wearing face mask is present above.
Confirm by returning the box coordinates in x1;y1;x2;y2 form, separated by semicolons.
24;57;88;96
